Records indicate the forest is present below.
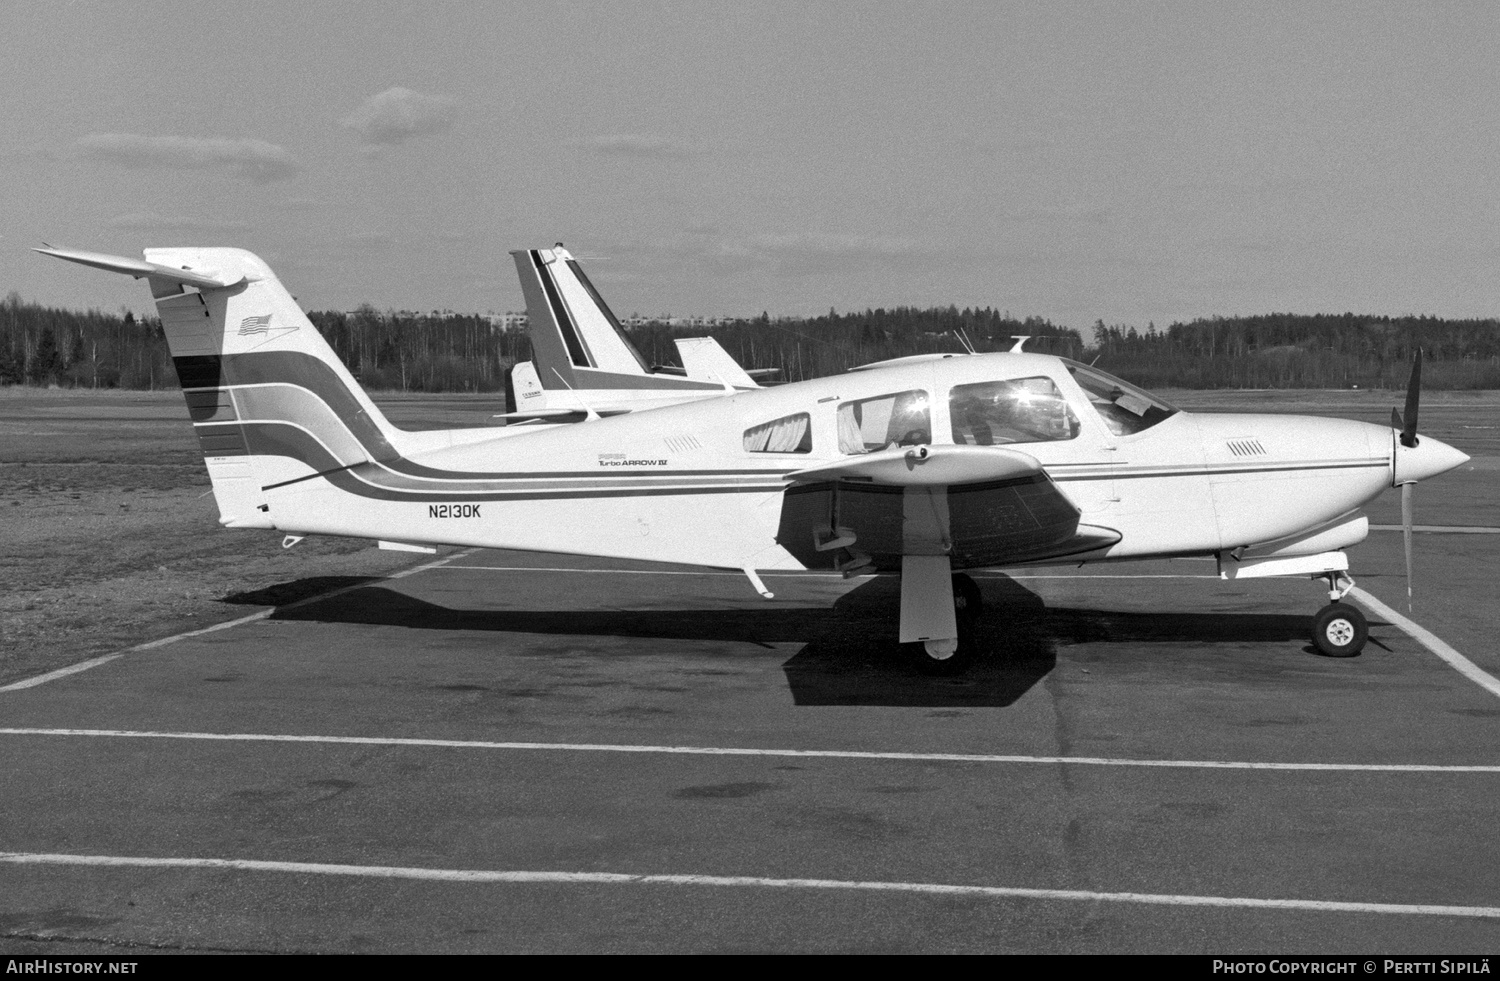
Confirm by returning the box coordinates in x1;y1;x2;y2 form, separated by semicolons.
1;290;1496;392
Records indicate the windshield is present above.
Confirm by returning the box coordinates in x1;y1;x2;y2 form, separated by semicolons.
950;377;1080;445
1064;361;1178;437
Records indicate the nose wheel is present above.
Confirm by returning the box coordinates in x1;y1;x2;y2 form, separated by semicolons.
1311;571;1366;657
1312;602;1367;657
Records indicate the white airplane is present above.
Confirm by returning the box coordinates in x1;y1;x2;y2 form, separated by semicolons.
504;244;771;422
37;244;1470;670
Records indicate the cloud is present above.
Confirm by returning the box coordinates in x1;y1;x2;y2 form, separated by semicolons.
341;87;457;146
568;133;695;158
106;212;252;233
74;134;301;183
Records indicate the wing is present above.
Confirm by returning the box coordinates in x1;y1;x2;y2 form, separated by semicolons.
776;444;1119;572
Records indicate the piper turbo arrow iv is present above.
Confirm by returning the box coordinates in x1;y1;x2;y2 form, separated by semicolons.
37;244;1470;668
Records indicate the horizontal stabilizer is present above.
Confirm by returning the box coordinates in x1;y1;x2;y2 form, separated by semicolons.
34;245;245;291
674;337;759;389
495;407;632;422
788;444;1043;487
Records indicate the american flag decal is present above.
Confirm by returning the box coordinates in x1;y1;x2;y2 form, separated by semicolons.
238;314;273;335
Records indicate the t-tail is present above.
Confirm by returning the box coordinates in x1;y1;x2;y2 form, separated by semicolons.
506;245;767;418
33;245;432;531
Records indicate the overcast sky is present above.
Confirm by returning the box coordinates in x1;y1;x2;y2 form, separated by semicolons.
3;1;1496;329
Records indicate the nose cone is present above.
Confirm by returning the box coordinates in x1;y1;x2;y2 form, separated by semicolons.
1393;434;1470;485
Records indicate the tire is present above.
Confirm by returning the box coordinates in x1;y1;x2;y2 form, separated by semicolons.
915;636;978;675
952;573;982;622
1312;602;1367;658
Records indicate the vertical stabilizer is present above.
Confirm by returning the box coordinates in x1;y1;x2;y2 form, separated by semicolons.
37;245;415;530
144;248;410;528
511;245;655;386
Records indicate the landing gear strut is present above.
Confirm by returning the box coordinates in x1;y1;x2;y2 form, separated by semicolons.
901;558;985;673
1311;571;1367;658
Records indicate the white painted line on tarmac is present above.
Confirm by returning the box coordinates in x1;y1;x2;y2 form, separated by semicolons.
3;727;1497;773
386;549;476;582
0;612;272;693
1368;525;1500;534
0;549;475;695
2;851;1496;919
1349;587;1500;701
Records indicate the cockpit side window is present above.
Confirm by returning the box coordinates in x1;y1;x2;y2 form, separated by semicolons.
949;377;1080;446
837;390;931;454
1065;361;1178;437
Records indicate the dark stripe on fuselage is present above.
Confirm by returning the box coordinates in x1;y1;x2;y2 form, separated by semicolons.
183;388;236;422
177;352;745;482
173;355;223;390
1051;461;1388;482
178;355;792;480
222;421;786;500
318;464;784;503
533;250;592;368
175;352;400;464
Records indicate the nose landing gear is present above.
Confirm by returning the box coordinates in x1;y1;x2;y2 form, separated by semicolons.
1312;571;1367;658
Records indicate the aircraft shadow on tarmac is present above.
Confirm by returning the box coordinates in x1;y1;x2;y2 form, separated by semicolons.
222;573;1321;709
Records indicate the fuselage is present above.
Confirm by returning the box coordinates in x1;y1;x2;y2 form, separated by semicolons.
258;352;1465;572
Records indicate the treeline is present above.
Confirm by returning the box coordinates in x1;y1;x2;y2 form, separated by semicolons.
1086;314;1500;389
0;295;525;393
0;292;176;389
308;305;521;392
629;307;1084;381
2;291;1496;391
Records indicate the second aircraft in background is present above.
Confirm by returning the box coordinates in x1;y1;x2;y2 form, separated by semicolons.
503;244;773;422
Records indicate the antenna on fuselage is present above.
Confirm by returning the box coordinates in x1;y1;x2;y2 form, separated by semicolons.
951;329;976;355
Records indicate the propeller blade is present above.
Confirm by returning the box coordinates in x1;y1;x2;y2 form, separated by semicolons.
1401;480;1414;611
1401;349;1422;448
1391;407;1403;432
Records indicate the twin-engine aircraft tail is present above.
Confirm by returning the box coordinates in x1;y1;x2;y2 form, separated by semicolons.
35;245;414;530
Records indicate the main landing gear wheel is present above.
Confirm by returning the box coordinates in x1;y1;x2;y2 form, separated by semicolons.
916;574;984;675
1312;602;1367;658
952;573;982;622
919;633;977;674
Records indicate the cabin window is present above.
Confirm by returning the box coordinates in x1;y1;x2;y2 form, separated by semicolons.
1065;361;1178;436
949;377;1080;445
744;413;812;453
837;390;931;454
